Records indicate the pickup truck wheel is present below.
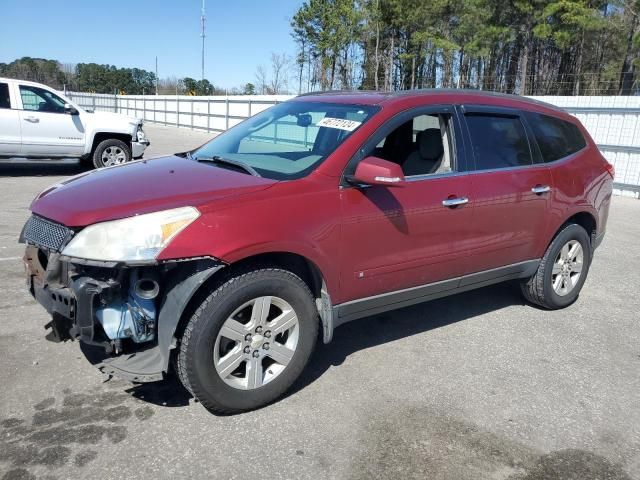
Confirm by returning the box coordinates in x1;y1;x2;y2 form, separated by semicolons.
520;223;592;309
92;139;131;168
177;268;318;414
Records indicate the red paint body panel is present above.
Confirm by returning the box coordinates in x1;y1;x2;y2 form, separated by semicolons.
338;175;473;301
464;165;552;273
28;90;613;306
160;174;344;299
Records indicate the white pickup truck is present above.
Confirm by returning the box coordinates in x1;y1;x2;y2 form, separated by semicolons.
0;77;149;168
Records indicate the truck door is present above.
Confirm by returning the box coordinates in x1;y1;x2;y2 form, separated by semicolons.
17;83;85;157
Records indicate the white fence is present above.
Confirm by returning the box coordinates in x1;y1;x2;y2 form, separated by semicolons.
66;91;640;197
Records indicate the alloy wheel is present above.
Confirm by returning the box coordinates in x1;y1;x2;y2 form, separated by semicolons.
213;296;299;390
551;240;584;296
101;146;127;166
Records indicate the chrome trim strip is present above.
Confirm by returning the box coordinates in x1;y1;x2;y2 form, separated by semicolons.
404;170;467;182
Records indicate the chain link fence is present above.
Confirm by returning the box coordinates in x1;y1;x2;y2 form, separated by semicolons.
65;91;640;198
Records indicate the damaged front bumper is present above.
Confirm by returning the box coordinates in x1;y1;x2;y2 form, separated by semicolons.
23;243;224;383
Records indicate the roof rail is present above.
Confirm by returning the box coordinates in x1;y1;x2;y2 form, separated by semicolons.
296;89;387;97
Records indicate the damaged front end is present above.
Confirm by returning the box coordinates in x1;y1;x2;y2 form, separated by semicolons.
21;214;224;383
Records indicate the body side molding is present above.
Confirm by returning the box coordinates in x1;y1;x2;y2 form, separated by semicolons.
331;259;540;328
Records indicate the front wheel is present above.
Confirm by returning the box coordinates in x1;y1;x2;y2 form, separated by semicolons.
520;223;592;309
176;268;318;414
92;138;131;168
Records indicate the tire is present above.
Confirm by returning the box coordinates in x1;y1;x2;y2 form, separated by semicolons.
177;268;318;414
520;223;592;309
92;138;131;169
172;353;193;397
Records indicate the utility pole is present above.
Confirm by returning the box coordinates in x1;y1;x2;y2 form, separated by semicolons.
155;56;158;95
201;0;206;81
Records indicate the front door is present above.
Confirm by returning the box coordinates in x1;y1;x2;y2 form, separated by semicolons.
338;106;474;307
17;84;85;157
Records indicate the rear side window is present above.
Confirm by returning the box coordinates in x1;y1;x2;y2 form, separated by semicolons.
0;83;10;109
526;112;587;162
465;114;533;170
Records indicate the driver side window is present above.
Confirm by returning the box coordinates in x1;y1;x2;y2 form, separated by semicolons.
19;85;66;113
368;113;455;177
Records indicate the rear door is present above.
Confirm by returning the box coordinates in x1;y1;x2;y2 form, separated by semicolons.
17;84;85;157
338;105;474;305
459;105;552;275
0;81;21;156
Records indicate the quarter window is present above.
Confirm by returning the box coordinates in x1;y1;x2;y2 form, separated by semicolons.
465;114;533;170
0;83;10;109
526;112;587;162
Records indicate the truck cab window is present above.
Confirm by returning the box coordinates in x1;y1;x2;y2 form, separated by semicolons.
0;83;10;109
19;85;66;113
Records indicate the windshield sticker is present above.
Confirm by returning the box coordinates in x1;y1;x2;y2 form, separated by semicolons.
316;117;362;131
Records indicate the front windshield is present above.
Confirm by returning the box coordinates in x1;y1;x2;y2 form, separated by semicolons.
191;101;379;180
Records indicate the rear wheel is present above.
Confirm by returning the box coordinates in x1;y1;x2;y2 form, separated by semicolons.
520;223;592;309
92;138;131;168
176;268;318;414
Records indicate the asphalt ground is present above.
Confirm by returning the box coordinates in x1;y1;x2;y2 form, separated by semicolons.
1;124;639;480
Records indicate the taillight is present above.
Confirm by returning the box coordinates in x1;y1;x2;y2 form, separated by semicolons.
605;160;615;179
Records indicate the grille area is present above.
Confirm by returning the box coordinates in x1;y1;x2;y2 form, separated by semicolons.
23;215;73;251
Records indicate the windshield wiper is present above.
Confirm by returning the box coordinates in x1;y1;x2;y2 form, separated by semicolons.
195;155;261;177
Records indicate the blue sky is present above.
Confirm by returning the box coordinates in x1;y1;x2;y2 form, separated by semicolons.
0;0;303;88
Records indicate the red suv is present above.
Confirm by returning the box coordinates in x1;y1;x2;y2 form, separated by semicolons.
21;90;613;413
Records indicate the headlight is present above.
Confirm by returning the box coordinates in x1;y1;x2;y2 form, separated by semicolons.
61;207;200;262
136;125;146;141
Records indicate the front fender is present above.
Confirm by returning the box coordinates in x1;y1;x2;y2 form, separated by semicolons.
221;241;339;301
83;112;139;155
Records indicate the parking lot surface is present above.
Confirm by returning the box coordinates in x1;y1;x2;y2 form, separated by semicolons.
1;124;639;480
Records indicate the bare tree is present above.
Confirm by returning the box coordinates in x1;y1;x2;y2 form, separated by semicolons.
60;62;77;91
157;76;183;95
270;52;290;94
255;65;268;94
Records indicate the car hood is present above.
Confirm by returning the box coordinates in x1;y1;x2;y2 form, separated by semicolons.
30;156;277;227
86;110;141;125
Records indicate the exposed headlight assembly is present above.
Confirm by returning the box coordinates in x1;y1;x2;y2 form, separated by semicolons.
136;125;146;141
61;207;200;262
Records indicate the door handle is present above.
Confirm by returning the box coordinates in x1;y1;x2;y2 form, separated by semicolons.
24;116;39;123
531;185;551;195
442;197;469;208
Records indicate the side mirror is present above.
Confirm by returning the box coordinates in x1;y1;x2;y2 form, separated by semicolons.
346;156;406;187
296;113;312;127
64;103;79;115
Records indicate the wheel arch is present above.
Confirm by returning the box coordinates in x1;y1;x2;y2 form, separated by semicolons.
566;211;597;241
167;251;335;372
89;132;133;155
219;251;327;298
545;210;598;254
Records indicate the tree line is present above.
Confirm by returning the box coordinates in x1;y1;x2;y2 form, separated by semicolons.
291;0;640;95
0;57;258;95
4;0;638;99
